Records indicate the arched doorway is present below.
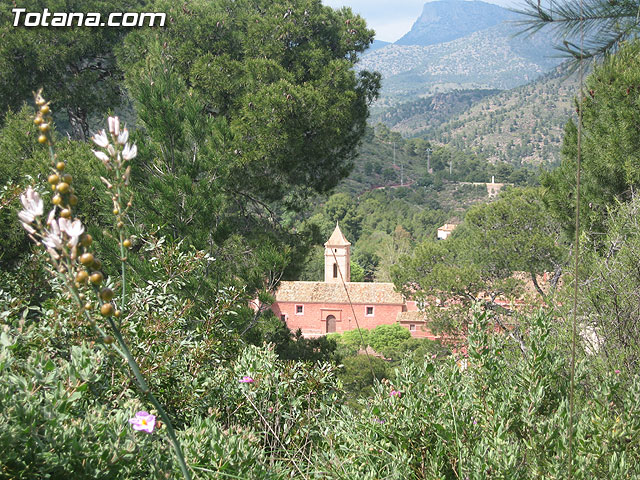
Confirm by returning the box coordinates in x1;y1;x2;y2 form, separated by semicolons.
326;315;336;333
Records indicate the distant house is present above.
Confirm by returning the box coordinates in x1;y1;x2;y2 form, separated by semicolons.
270;223;437;339
437;223;458;240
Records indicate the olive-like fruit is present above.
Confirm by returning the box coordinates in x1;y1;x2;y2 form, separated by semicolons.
60;209;71;218
79;253;94;265
100;303;114;317
38;134;48;144
84;302;93;311
39;123;50;132
52;194;62;205
69;194;78;206
34;116;43;125
56;182;69;194
114;310;121;318
75;270;89;283
40;105;50;115
89;272;103;285
48;174;59;184
100;287;114;302
61;174;72;184
113;208;120;215
103;335;115;344
56;161;65;171
80;234;92;247
123;239;132;248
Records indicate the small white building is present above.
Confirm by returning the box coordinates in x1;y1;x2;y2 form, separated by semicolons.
437;223;458;240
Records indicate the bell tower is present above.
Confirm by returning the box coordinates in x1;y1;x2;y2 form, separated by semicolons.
324;222;351;283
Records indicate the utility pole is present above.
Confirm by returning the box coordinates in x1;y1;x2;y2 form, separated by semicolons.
426;147;432;174
393;141;396;167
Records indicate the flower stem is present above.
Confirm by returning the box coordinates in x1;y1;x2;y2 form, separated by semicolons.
105;316;192;480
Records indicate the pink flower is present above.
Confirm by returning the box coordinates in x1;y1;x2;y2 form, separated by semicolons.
615;369;621;374
390;390;402;398
239;376;254;383
129;411;156;433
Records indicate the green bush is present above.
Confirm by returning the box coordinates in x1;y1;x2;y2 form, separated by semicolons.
369;323;412;358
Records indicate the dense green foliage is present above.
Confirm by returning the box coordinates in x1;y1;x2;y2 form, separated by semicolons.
4;1;640;478
392;188;564;318
0;0;150;140
543;41;640;237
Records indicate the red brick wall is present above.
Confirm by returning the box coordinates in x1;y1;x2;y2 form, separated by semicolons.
271;301;404;337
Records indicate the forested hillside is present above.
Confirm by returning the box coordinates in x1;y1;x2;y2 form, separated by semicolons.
374;65;579;165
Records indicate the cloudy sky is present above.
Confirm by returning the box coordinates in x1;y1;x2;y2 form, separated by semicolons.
322;0;523;42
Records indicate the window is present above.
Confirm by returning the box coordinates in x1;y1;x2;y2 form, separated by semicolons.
280;314;286;322
333;263;338;278
295;305;304;315
365;306;374;316
409;324;416;332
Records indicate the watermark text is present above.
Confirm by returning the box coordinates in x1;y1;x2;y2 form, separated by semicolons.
12;8;166;27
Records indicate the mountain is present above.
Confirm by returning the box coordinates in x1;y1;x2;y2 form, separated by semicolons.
396;0;514;46
357;1;561;104
375;65;580;166
369;40;391;52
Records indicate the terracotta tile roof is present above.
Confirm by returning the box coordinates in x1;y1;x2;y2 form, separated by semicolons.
397;311;428;323
325;223;351;246
275;281;403;304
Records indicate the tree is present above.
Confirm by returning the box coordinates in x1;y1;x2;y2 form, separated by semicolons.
516;0;640;66
392;187;565;328
0;0;149;139
576;196;640;373
541;41;640;238
115;0;380;292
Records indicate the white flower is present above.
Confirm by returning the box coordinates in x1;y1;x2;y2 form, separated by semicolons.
19;187;43;223
59;217;84;247
92;130;110;148
108;116;120;136
46;208;56;226
42;220;63;250
93;150;110;164
107;144;116;157
122;143;137;160
18;210;35;224
117;128;129;145
20;221;36;235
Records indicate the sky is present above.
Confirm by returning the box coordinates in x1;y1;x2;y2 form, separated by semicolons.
322;0;522;43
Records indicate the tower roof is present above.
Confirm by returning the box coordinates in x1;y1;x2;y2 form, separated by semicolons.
325;222;351;247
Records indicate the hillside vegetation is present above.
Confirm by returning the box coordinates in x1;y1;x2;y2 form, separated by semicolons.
375;66;580;165
359;21;560;102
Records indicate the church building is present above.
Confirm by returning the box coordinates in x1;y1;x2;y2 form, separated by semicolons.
270;223;436;339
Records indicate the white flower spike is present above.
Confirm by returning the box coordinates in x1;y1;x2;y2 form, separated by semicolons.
93;150;110;164
122;143;137;161
108;116;120;136
92;130;110;148
59;217;84;247
117;128;129;145
19;187;43;222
